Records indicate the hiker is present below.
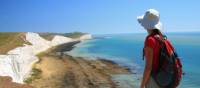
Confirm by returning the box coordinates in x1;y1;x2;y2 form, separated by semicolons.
137;9;182;88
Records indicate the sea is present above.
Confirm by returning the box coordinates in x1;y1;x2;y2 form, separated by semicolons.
67;32;200;88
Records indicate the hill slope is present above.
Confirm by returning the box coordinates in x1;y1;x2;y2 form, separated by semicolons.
0;32;30;54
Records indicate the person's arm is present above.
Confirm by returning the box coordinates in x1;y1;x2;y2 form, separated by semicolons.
140;46;153;88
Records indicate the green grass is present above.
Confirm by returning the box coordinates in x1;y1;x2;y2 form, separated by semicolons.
62;32;87;38
0;32;86;54
38;32;87;40
31;68;42;77
24;68;42;84
0;32;27;54
38;33;57;41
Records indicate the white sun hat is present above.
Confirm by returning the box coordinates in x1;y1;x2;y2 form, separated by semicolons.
137;9;162;30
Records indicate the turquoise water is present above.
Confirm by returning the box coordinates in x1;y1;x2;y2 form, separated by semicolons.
67;33;200;88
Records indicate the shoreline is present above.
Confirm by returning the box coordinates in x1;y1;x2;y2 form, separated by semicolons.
0;32;92;88
28;41;132;88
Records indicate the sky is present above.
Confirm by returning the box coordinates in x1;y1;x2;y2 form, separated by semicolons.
0;0;200;34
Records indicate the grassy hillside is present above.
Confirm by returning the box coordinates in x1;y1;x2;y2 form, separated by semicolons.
0;32;87;54
0;32;28;54
38;33;57;41
38;32;87;41
62;32;87;38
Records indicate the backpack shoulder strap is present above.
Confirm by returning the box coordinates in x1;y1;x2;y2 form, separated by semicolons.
142;34;164;60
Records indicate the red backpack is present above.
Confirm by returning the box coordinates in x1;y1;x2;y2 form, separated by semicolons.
143;35;183;88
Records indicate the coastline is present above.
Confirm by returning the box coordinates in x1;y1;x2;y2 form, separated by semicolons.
0;32;92;88
28;41;132;88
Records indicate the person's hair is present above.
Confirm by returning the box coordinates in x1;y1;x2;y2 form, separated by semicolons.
152;29;163;36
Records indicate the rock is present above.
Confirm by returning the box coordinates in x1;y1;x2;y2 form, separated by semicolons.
51;35;73;46
79;34;92;40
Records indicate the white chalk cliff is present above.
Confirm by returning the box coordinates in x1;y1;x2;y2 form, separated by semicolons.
78;34;92;40
0;32;91;83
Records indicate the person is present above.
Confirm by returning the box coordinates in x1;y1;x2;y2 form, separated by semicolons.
137;9;164;88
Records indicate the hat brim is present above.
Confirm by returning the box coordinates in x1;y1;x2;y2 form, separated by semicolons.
154;22;162;30
137;15;162;30
137;15;144;23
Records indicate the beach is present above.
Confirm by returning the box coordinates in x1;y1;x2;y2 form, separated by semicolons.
27;41;131;88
